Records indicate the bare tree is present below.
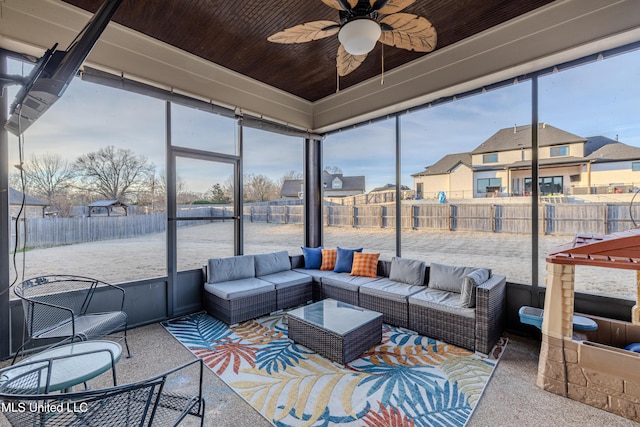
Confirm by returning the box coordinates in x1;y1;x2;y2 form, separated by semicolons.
324;165;343;175
22;153;75;204
244;174;279;202
74;146;155;203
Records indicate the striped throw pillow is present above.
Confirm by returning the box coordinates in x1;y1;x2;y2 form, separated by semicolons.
320;248;337;271
350;252;380;278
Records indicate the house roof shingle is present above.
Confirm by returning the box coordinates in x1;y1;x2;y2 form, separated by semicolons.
322;171;365;192
9;187;48;206
471;124;586;154
586;141;640;162
280;179;303;198
370;184;411;193
412;153;472;177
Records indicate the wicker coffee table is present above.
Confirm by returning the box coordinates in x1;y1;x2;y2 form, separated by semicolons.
287;299;383;365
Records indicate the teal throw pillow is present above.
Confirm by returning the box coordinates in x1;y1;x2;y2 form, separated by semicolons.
301;247;322;269
333;247;363;273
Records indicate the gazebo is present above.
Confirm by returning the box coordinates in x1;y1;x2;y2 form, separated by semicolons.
87;200;128;217
538;229;640;421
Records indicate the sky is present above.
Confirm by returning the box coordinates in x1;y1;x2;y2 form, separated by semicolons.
7;47;640;194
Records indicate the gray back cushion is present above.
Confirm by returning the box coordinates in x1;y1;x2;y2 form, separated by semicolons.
254;251;291;277
428;262;479;293
460;268;491;308
208;255;255;283
389;257;426;286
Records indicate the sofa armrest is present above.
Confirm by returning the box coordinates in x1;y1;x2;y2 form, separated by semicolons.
290;254;305;269
475;274;507;354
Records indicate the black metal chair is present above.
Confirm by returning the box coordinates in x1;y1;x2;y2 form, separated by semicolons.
0;358;206;426
13;274;131;363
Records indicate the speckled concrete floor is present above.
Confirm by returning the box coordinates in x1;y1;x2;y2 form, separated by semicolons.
3;323;637;426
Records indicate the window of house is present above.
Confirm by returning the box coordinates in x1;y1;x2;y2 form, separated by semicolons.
332;178;343;189
550;146;569;157
632;162;640;171
482;153;498;163
525;176;564;195
477;178;502;193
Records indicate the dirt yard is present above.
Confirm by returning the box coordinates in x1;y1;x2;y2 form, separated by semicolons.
8;222;636;300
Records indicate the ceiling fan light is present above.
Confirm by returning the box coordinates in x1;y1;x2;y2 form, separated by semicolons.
338;19;381;56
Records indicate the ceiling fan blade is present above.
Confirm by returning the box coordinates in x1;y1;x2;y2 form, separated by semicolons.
379;13;437;52
375;0;415;15
337;44;367;77
267;20;340;44
322;0;358;11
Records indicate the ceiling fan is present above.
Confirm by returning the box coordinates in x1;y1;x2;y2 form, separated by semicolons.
267;0;437;78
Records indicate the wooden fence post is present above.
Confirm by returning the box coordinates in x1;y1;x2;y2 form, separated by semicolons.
449;205;454;231
413;205;419;230
491;204;496;232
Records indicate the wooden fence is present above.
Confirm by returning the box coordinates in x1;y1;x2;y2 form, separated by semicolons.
12;202;640;249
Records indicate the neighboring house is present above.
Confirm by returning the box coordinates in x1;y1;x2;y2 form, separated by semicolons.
322;171;365;197
412;124;640;199
280;179;304;199
412;153;472;199
9;187;47;218
280;171;366;199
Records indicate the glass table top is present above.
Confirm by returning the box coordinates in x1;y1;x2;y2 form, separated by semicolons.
4;340;122;393
287;299;382;336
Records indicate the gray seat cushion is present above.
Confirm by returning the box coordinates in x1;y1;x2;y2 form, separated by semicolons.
408;288;476;319
208;255;255;283
389;257;427;286
428;262;481;293
460;268;491;308
292;268;335;282
359;278;424;302
204;278;274;299
260;270;312;289
322;273;379;292
254;251;290;277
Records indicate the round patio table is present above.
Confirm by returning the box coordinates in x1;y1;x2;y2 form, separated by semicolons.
4;340;122;393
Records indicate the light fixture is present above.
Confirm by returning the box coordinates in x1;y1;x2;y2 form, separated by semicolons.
338;19;381;56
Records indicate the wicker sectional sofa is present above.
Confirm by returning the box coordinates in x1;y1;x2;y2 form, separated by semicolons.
202;251;506;354
291;254;506;354
203;251;312;324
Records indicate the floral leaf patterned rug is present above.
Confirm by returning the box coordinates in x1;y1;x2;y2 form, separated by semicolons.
162;311;506;427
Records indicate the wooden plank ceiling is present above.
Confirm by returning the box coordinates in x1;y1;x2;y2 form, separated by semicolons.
62;0;553;102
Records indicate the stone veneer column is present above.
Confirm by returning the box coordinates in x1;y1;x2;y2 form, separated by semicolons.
537;262;575;396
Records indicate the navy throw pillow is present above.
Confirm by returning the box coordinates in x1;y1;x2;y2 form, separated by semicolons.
301;247;322;269
333;247;363;273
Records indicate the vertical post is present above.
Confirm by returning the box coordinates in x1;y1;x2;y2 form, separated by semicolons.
165;101;176;317
531;75;540;307
395;116;402;257
304;138;323;247
0;52;11;358
236;118;244;255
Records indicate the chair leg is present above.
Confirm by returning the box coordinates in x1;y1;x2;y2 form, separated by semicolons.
199;399;206;427
10;341;28;365
123;328;131;358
